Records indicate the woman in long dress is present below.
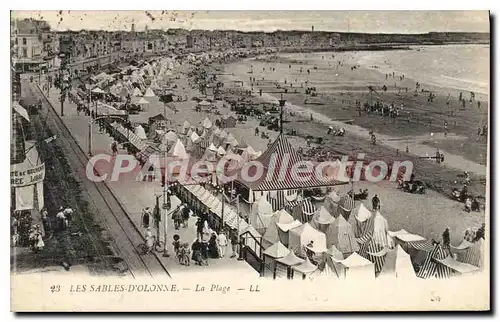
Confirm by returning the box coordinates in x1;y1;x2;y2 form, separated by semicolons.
145;228;154;253
208;232;220;259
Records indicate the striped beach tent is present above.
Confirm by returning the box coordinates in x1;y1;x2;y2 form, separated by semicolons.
338;194;355;220
266;190;286;212
462;238;484;268
285;197;316;223
416;243;452;279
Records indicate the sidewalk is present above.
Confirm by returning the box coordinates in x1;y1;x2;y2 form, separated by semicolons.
39;80;259;279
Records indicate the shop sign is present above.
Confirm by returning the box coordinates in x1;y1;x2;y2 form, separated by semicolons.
11;163;45;187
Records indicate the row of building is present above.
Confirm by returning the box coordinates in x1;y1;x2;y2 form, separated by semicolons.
11;18;342;71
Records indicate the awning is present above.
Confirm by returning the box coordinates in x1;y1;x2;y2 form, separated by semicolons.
435;256;480;274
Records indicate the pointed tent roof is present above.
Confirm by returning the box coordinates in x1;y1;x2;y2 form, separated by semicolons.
293;257;318;275
164;131;178;143
208;143;218;152
235;134;347;191
143;87;156;97
326;215;360;254
134;125;147;140
276;220;303;233
289;222;327;255
274;209;294;224
138;97;150;105
168;140;187;159
379;245;416;279
339;252;373;268
202;117;213;129
355;203;372;223
132;87;143;96
263;241;290;259
325;244;344;261
217;146;226;156
373;211;389;247
182;120;191;131
190;131;200;143
198;100;212;106
225;133;238;146
276;250;304;267
313;206;335;225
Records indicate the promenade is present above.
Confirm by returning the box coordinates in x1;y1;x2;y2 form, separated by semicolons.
38;80;259;279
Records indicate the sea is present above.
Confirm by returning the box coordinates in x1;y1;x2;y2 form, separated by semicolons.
354;44;489;95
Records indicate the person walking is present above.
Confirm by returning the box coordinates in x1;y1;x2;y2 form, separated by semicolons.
142;207;152;232
217;230;228;258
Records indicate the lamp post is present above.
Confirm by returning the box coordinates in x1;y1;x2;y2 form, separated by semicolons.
278;94;286;134
162;94;174;258
88;85;92;156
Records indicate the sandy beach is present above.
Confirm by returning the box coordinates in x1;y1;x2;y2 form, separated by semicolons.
118;48;487;245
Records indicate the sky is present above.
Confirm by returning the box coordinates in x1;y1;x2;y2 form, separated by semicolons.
11;10;490;33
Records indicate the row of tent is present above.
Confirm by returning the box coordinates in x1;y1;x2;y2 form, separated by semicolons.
253;196;482;280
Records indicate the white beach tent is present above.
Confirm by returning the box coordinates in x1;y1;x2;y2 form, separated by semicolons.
379;245;416;279
335;252;375;281
324;190;341;217
372;211;390;248
143;87;156;97
312;206;335;233
202;117;213;129
168;139;188;159
263;209;299;246
289;223;327;257
309;245;345;280
181;121;191;135
250;197;275;231
217;146;226;157
292;257;318;279
164;131;178;143
264;241;290;259
91;87;105;94
132;87;143;97
189;131;200;145
134;125;147;140
275;250;304;279
325;215;359;254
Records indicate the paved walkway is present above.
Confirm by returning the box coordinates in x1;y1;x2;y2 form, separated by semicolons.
39;81;258;279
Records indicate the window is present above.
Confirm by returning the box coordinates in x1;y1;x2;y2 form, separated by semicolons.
22;48;27;57
22;38;26;45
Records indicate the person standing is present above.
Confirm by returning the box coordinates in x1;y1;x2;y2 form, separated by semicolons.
41;208;51;237
372;194;380;211
63;206;73;228
217;230;228;258
142;207;152;232
230;233;238;259
56;208;66;231
442;228;450;249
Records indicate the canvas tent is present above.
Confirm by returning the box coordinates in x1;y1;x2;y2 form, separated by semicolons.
250;197;274;231
292;257;318;279
336;252;375;281
416;243;453;279
275;250;304;279
325;215;359;255
309;245;345;280
168;139;188;159
134;125;147;140
289;223;327;257
312;206;335;233
143;87;156;97
262;209;298;246
202;117;213;129
132;87;143;97
324;190;341;217
379;245;416;279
